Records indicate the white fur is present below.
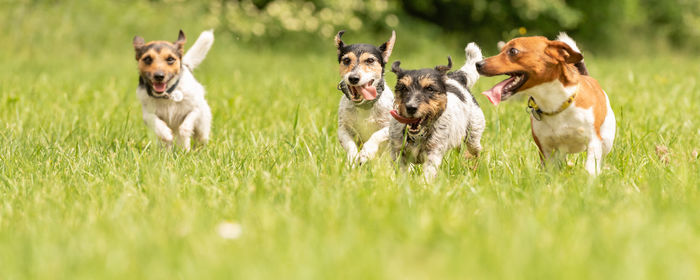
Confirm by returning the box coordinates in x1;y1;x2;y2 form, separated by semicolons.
390;43;485;180
337;81;394;165
137;30;214;150
183;29;214;70
523;80;616;176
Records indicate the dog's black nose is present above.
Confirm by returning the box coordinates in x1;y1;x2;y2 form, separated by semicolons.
475;60;486;72
405;106;418;115
348;75;360;85
154;73;165;82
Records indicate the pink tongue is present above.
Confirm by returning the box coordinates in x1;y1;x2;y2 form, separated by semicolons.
153;82;166;93
481;76;515;106
358;84;377;100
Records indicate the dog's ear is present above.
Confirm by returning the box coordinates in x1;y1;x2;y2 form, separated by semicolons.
378;30;396;63
174;30;186;57
334;30;345;53
133;36;145;60
434;56;452;76
391;61;402;75
545;40;583;64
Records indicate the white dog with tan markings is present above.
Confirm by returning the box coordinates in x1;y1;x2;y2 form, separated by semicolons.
334;30;396;165
132;30;214;150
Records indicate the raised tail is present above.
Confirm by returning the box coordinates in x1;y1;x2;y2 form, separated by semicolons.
183;30;214;70
556;32;588;75
460;42;483;89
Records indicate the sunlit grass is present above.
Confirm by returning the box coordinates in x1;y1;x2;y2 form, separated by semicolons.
0;1;699;279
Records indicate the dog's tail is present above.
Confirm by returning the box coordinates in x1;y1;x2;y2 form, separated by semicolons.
183;30;214;70
459;42;483;89
556;32;588;75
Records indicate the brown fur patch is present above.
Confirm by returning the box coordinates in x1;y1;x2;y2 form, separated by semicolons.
479;36;581;89
419;76;439;89
358;53;382;76
573;76;607;139
136;42;182;83
418;94;447;124
398;76;413;87
338;52;357;76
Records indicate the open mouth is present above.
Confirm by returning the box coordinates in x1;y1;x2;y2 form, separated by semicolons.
152;82;167;93
390;109;427;134
481;72;528;105
348;79;377;102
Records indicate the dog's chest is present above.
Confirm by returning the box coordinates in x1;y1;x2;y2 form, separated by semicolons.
400;139;428;163
348;107;388;141
532;105;595;153
152;99;196;129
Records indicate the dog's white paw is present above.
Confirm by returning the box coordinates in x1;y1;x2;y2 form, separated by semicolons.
357;146;378;166
179;126;194;138
157;130;174;144
346;151;359;165
357;153;370;166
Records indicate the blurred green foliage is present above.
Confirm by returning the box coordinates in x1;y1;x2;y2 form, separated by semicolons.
207;0;700;52
6;0;700;53
398;0;700;51
209;0;399;40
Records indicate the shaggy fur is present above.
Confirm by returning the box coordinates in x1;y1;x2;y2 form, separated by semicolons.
390;43;485;180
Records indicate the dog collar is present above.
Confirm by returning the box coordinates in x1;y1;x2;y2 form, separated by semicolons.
140;76;180;100
337;79;385;110
527;92;577;121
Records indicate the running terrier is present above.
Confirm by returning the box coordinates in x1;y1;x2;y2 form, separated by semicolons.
132;30;214;150
476;33;616;176
389;43;485;179
334;30;396;165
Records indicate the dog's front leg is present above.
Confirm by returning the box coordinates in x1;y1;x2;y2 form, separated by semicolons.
357;127;389;165
177;109;201;151
338;125;359;163
143;111;173;147
585;140;604;176
423;152;444;181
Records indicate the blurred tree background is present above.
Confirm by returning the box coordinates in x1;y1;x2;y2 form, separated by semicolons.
204;0;700;53
4;0;700;54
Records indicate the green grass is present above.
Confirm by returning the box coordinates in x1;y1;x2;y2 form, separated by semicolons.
1;1;700;279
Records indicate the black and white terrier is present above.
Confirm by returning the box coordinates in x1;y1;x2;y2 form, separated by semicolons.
389;43;485;179
334;30;396;165
132;30;214;150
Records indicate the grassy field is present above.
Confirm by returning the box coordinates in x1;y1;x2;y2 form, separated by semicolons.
1;1;700;279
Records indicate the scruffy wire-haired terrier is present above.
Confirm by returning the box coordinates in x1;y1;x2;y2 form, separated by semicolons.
334;30;396;165
133;30;214;150
389;43;486;180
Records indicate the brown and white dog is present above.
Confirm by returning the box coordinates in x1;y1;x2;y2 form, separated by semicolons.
476;33;615;175
133;30;214;150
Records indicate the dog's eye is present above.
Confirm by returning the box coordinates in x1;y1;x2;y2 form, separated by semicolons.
142;56;153;65
425;85;437;92
366;58;375;64
166;57;176;64
342;57;351;65
508;48;520;56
